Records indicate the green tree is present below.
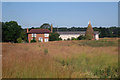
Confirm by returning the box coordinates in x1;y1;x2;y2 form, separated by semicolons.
85;22;94;40
20;29;28;42
49;32;62;41
2;21;22;43
40;23;50;29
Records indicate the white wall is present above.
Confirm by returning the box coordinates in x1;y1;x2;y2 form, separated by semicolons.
95;34;99;40
60;34;99;40
44;33;49;37
60;34;80;40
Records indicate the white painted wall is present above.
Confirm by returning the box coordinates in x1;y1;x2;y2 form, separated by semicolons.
95;34;99;40
60;34;99;40
44;33;49;37
60;34;80;40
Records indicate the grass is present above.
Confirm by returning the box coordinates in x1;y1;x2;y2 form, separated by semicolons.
44;48;48;55
74;40;118;47
2;38;119;78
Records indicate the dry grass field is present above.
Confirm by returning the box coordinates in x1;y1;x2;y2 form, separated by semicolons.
2;39;119;78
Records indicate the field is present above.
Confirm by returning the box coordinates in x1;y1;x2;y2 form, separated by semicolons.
2;38;119;78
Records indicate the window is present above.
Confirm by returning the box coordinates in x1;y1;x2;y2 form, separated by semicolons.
44;33;49;37
32;33;36;37
39;37;43;42
44;38;48;42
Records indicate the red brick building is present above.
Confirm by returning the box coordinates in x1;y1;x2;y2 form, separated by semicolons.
27;29;51;43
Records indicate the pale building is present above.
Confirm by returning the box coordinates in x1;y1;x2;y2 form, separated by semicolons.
57;21;100;40
57;31;99;40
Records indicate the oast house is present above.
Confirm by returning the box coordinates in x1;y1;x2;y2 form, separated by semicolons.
57;21;99;40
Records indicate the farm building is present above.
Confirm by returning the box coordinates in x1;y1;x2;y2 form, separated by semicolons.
57;21;99;40
27;29;51;43
27;21;99;42
57;31;99;40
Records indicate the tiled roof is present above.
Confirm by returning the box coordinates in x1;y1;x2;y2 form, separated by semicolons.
28;29;50;34
57;31;99;34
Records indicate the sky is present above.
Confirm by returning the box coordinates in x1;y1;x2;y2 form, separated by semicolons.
2;2;118;28
1;0;120;2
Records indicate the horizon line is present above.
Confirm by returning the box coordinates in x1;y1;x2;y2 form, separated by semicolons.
22;26;118;29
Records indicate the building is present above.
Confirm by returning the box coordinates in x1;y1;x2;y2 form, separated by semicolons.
27;24;53;43
27;29;50;43
57;31;99;40
57;21;99;40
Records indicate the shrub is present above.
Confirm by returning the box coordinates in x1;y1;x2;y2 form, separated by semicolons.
67;38;70;40
17;37;23;43
49;32;62;41
94;66;118;78
30;37;36;43
71;37;77;40
61;60;65;66
44;48;48;55
38;40;41;42
77;35;86;40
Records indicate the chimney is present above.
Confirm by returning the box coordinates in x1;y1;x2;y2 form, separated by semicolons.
27;28;29;33
51;24;53;33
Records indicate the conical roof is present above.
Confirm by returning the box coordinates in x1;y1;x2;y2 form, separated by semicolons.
85;21;94;40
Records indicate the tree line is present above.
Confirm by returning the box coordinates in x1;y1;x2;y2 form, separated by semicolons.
1;21;120;43
53;27;120;38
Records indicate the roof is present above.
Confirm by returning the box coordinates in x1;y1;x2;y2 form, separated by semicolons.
28;29;50;34
57;31;99;35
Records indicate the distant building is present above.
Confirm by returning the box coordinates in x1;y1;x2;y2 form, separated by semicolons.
57;21;100;40
27;29;50;43
27;24;53;43
57;31;99;40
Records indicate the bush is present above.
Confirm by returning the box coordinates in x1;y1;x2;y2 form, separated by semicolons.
71;37;77;40
17;37;23;43
30;37;36;43
44;48;48;55
31;40;36;43
77;35;86;40
94;66;118;78
38;40;41;42
49;32;62;41
67;38;70;40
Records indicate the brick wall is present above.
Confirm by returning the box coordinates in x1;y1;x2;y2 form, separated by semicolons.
28;33;49;43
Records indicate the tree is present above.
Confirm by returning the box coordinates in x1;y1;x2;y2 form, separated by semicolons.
2;21;22;42
40;23;50;29
85;21;94;40
20;29;28;42
49;32;62;41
